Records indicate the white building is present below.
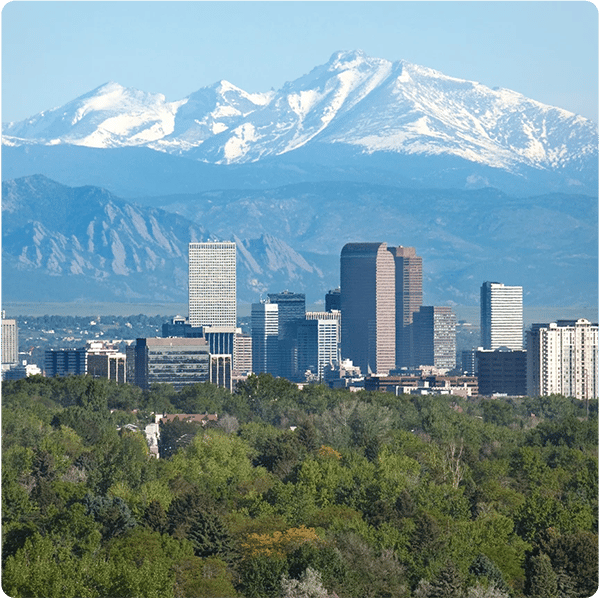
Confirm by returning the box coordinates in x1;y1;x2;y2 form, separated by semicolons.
526;319;598;400
1;313;18;367
480;281;523;350
251;302;279;376
298;315;341;380
188;242;236;329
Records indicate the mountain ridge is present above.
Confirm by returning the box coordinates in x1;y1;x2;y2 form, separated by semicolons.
3;50;597;197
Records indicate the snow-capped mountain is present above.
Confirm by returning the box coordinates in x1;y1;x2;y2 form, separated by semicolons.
4;50;597;192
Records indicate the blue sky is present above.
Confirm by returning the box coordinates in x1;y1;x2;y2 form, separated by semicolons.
2;1;598;123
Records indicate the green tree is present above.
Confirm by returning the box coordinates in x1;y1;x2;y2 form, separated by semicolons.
524;552;558;598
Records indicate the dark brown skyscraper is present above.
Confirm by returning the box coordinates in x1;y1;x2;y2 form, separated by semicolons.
340;242;395;374
389;246;422;368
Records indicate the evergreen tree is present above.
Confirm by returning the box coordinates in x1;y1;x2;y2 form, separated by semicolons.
524;552;558;598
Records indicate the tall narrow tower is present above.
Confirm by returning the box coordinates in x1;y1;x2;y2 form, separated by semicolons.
480;281;523;350
188;242;236;329
251;301;279;376
389;246;422;367
340;242;395;375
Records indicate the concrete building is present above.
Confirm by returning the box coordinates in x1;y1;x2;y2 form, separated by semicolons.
87;353;127;383
210;354;233;391
476;348;527;396
188;242;236;329
340;242;396;375
526;319;598;400
234;331;252;376
1;314;18;367
365;373;478;398
45;348;87;377
480;282;523;350
134;337;210;391
413;306;456;371
251;301;279;376
389;246;423;368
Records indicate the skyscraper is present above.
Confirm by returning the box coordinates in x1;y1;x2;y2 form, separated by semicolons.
526;319;598;400
267;291;305;379
188;242;236;329
251;301;279;376
340;242;395;374
1;314;18;366
413;306;456;370
480;282;523;350
389;246;422;367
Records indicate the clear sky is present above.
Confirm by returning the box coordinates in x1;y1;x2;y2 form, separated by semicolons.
2;1;598;124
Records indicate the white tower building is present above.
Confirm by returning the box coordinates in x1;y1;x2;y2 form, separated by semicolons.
527;319;598;400
251;302;279;376
480;282;523;350
188;242;236;329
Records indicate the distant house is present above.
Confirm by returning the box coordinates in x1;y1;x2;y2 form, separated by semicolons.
158;413;218;426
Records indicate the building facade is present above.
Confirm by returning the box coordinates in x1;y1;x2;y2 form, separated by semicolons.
526;319;598;400
267;291;306;379
389;246;423;368
480;282;523;350
44;348;87;377
340;242;396;375
476;348;527;396
188;242;236;329
251;302;279;376
1;315;18;366
297;314;340;380
134;337;210;391
413;306;456;371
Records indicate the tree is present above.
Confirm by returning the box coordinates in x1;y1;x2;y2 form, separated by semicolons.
428;560;465;598
524;552;558;598
281;567;332;598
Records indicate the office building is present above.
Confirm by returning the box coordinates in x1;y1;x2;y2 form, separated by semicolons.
234;331;253;376
480;282;523;350
188;242;236;329
325;288;341;312
251;302;279;376
1;315;18;366
526;319;598;400
389;246;423;368
87;353;127;383
461;349;477;376
268;291;305;379
134;337;210;391
297;314;340;380
476;348;527;396
45;348;87;377
341;242;396;375
413;306;456;371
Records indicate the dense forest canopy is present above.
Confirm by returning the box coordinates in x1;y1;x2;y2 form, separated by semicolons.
2;374;598;597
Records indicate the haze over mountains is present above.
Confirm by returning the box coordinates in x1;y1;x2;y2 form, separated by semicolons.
2;50;598;308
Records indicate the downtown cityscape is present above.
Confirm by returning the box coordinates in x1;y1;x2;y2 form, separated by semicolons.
1;2;598;597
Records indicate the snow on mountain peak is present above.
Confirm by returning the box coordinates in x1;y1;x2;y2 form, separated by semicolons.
2;50;597;177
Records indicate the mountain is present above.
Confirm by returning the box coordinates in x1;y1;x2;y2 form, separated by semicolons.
1;175;330;304
2;176;597;308
3;50;598;196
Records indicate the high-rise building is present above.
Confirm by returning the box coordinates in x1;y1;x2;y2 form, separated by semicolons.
480;282;523;350
188;242;236;329
234;331;253;376
389;246;423;368
1;315;18;366
267;291;305;379
210;355;233;391
251;302;279;376
526;319;598;400
413;306;456;370
134;337;210;391
476;348;527;396
45;348;87;377
298;312;341;380
340;242;395;375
